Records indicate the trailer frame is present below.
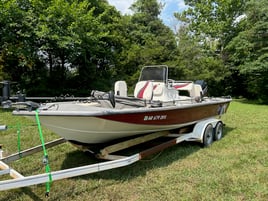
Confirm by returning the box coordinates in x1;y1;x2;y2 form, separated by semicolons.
0;118;223;191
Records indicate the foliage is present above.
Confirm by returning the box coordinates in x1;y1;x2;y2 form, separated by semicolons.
177;0;246;49
174;0;243;96
172;25;229;96
0;0;39;82
0;0;123;95
175;0;268;102
105;0;177;92
225;0;268;102
0;0;267;102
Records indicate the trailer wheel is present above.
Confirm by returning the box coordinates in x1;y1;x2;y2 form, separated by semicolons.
214;121;223;141
203;124;214;147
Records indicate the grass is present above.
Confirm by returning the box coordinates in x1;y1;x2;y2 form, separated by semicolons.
0;100;268;201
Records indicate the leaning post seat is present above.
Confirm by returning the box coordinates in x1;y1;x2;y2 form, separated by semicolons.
134;81;153;100
152;82;179;102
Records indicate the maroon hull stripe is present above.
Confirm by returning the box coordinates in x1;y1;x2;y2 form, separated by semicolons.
99;104;226;125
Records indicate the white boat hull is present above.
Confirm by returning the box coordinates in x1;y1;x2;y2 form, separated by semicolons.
36;115;197;144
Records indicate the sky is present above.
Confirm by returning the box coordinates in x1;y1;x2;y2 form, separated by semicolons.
107;0;188;30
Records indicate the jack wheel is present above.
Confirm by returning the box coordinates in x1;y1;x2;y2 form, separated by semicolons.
214;121;223;141
203;124;214;147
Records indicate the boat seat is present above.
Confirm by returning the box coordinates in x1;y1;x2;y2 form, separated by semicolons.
191;84;203;102
152;82;179;101
134;81;153;100
192;84;202;97
114;81;127;97
153;83;165;96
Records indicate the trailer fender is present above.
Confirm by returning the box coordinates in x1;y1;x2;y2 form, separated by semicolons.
191;119;221;144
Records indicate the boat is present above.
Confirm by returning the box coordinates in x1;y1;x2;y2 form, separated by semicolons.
12;65;231;144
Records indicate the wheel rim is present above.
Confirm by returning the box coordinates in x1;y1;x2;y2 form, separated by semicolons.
214;122;223;141
203;124;213;146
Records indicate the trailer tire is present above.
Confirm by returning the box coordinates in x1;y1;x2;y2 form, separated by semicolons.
203;124;214;147
214;121;223;141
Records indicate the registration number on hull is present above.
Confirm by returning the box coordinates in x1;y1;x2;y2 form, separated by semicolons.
144;115;167;121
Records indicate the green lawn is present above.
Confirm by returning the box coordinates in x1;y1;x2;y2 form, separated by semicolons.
0;100;267;201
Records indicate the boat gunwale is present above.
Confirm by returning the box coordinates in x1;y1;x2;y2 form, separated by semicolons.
12;98;231;117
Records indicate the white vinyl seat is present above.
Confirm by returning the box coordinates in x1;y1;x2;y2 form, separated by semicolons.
114;81;127;97
134;81;153;100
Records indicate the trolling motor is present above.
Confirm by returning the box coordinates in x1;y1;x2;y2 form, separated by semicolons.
0;80;11;101
0;80;26;108
0;80;12;108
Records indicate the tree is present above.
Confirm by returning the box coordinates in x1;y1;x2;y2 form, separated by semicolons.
174;0;249;96
0;0;124;96
176;0;246;53
0;0;40;83
172;24;229;96
115;0;177;89
226;0;268;102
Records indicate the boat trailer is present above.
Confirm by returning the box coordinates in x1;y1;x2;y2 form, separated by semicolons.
0;118;224;192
